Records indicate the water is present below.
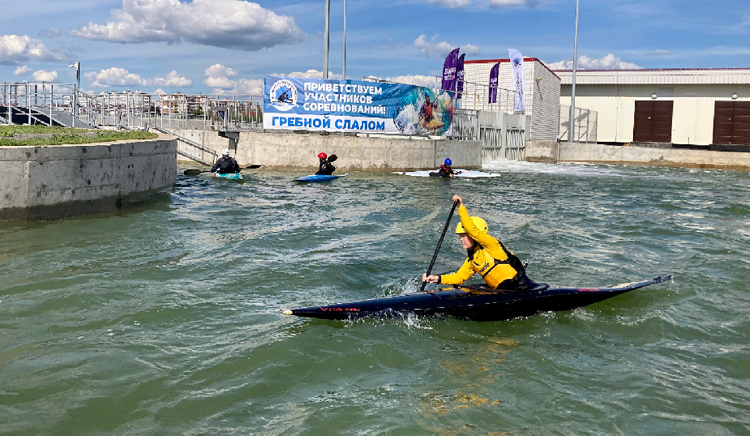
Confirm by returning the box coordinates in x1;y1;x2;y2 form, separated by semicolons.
1;161;749;435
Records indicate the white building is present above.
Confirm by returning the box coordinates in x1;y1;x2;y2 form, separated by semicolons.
555;68;750;146
462;58;561;141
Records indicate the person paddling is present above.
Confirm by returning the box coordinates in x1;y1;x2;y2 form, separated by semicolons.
430;158;460;178
315;152;337;175
422;195;534;291
211;149;240;174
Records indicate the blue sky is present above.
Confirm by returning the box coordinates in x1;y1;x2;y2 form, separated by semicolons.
1;0;748;95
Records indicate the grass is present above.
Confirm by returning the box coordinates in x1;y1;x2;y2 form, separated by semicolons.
0;126;158;146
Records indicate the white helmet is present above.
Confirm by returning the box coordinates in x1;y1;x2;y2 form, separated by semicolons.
222;148;230;156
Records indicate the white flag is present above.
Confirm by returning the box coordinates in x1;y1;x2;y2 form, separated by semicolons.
507;49;526;113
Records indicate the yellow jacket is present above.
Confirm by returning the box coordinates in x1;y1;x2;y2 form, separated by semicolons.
440;205;523;289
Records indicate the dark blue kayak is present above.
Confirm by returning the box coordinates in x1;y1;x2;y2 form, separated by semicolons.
282;276;672;322
294;173;350;183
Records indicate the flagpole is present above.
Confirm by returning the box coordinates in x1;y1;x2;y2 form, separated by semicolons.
323;0;330;79
568;0;579;142
342;0;347;79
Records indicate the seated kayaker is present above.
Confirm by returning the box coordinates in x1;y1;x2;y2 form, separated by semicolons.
211;149;240;174
422;195;534;291
315;152;337;175
429;158;460;178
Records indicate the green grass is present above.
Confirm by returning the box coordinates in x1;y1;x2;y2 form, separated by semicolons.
0;125;89;137
0;126;158;146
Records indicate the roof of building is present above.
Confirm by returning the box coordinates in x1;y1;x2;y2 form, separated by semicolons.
465;57;560;80
553;68;750;85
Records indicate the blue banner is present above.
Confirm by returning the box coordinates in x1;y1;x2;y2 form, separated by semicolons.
264;76;453;136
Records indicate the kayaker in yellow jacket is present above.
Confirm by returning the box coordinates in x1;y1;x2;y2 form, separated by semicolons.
422;195;533;290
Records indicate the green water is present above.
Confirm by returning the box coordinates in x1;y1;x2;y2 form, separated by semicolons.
1;161;749;435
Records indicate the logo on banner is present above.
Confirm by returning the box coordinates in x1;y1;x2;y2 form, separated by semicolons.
513;58;522;67
269;79;298;111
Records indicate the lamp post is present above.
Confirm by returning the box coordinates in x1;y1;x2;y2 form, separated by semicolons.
342;0;347;79
568;0;579;143
323;0;330;79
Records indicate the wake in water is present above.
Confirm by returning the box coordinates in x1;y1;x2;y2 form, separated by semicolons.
482;156;631;178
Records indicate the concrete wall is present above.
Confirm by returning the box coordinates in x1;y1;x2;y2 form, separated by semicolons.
173;129;482;172
0;137;177;220
561;84;750;145
525;140;750;171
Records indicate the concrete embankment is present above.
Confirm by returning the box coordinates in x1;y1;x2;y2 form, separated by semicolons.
526;141;750;172
172;129;482;171
0;136;177;221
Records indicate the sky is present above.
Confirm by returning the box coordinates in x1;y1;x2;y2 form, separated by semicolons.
1;0;749;96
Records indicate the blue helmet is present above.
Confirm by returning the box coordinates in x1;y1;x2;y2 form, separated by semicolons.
444;158;452;166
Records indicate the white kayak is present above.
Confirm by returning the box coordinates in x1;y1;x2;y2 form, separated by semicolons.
393;169;501;178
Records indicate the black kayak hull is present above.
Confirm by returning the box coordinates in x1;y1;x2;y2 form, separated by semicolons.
284;276;672;322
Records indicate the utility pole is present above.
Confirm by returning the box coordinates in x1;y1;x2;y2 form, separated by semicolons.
568;0;579;143
323;0;330;79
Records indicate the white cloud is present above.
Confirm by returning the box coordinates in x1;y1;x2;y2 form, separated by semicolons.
0;35;67;64
153;88;167;95
38;28;62;38
489;0;532;7
33;70;58;82
84;67;192;88
285;69;342;79
646;49;671;56
14;65;31;75
70;0;306;51
414;35;479;59
203;65;344;95
428;0;472;8
547;54;642;70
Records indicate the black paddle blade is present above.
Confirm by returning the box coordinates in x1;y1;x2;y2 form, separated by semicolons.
241;164;261;170
184;169;204;176
328;154;338;163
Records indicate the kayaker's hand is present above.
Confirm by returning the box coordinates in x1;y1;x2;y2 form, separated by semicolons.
422;274;440;283
452;194;463;206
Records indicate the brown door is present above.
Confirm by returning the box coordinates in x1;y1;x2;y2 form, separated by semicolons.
713;101;750;145
633;100;673;143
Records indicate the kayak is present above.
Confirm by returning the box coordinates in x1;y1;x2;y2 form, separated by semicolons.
214;172;244;181
295;173;350;183
394;169;501;178
281;275;672;322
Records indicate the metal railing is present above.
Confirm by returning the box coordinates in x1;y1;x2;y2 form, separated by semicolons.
559;105;598;143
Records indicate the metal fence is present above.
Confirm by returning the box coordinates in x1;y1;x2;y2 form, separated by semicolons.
1;82;75;126
559;105;598;143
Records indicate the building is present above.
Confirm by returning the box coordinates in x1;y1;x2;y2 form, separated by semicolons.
462;58;561;141
555;68;750;146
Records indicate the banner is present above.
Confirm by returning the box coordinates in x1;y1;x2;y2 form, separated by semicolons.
441;48;459;93
455;53;465;100
263;76;453;136
488;62;499;104
508;48;526;112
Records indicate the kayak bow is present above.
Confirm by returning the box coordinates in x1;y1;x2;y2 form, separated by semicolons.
281;275;672;322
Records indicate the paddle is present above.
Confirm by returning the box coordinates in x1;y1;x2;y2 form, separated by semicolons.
419;199;459;292
183;164;261;176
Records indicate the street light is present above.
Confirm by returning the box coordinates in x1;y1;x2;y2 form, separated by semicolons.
343;0;347;79
568;0;579;143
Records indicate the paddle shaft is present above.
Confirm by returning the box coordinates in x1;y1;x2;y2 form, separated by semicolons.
419;200;459;292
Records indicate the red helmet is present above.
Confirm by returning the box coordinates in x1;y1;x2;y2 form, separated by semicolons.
317;152;327;159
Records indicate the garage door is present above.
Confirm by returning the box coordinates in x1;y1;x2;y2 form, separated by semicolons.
713;101;750;145
633;100;673;143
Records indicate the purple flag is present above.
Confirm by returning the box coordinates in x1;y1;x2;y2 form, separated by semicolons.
455;54;465;99
441;48;459;93
488;62;499;104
